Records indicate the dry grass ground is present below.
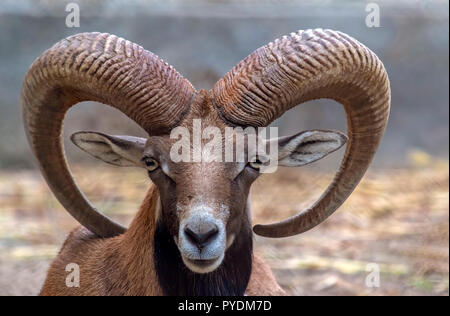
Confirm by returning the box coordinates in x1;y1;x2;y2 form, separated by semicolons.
0;161;448;296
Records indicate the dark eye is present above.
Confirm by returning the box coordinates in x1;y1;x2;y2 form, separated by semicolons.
142;157;159;172
249;157;265;170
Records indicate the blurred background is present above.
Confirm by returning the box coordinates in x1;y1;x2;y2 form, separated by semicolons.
0;0;448;295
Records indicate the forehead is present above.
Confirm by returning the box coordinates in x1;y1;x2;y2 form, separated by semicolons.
144;108;228;153
142;89;261;178
144;133;244;180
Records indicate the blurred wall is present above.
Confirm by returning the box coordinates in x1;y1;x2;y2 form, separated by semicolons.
0;0;448;168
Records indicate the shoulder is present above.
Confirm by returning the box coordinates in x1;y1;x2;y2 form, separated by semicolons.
39;226;104;296
61;226;99;250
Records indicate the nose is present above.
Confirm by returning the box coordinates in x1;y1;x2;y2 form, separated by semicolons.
184;222;219;250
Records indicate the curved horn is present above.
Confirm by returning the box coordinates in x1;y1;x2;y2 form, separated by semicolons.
21;32;195;238
212;29;390;238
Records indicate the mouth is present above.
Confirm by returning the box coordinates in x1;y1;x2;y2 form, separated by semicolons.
181;254;224;274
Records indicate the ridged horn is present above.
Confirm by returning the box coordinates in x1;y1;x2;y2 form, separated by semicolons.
212;29;390;238
21;32;195;238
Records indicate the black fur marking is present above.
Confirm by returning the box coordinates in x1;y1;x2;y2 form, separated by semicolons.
154;221;253;296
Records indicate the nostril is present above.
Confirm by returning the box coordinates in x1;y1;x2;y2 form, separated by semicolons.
184;225;219;249
184;227;200;244
202;226;219;244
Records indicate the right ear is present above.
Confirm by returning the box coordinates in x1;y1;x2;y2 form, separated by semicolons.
71;131;147;168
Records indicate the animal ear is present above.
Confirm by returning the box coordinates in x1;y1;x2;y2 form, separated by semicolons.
275;130;348;167
71;131;147;167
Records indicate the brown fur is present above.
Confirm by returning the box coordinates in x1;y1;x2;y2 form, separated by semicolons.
27;29;390;296
40;186;285;296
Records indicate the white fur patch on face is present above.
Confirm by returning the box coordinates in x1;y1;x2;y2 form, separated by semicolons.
160;160;170;176
226;234;236;249
177;206;227;274
181;253;225;274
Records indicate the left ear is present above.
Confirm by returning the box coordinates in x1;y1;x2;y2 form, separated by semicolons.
272;130;348;167
71;131;147;167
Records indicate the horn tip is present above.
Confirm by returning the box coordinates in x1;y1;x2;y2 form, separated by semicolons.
253;224;284;238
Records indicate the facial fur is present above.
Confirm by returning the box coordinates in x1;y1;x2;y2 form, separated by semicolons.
71;90;347;275
137;91;259;274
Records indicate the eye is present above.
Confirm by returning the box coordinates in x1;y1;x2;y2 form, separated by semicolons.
248;157;265;170
142;157;159;172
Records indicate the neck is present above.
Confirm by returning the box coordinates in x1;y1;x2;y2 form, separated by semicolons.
118;185;162;295
120;186;253;296
154;216;253;296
